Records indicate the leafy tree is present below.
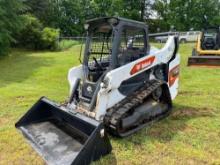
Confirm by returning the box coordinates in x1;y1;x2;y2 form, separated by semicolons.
117;0;144;21
154;0;220;31
57;0;84;36
24;0;50;24
0;0;25;55
87;0;153;21
86;0;121;18
25;0;84;36
23;0;155;36
153;0;171;31
15;15;43;49
15;15;59;50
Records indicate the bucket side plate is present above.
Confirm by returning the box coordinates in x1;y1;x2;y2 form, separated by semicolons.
15;97;112;165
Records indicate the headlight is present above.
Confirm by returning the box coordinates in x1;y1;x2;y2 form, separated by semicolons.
101;77;110;89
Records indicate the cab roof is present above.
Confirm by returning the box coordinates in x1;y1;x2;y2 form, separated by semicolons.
86;17;147;29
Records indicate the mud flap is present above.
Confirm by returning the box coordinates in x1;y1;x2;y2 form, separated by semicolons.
15;97;112;165
188;56;220;66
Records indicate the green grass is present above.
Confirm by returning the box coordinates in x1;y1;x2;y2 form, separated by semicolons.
58;39;80;50
0;43;220;164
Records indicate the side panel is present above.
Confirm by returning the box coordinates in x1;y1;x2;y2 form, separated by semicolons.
95;88;125;120
95;36;178;120
68;65;83;96
168;54;180;100
104;36;176;91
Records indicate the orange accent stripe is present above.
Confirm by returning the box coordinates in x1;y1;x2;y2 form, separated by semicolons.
169;65;180;87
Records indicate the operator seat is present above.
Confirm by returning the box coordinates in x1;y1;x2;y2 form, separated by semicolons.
202;37;216;50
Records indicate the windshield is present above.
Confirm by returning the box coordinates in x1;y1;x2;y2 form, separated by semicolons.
204;29;218;37
82;22;114;82
87;23;113;65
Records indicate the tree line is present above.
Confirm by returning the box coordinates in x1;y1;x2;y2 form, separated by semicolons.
0;0;220;55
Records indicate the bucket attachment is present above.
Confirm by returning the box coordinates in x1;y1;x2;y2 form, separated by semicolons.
15;97;112;165
188;56;220;66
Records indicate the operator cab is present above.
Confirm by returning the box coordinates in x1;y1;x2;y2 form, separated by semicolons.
80;17;149;103
83;17;149;82
201;27;220;50
83;20;113;82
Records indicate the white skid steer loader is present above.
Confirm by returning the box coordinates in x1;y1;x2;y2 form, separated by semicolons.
16;17;180;165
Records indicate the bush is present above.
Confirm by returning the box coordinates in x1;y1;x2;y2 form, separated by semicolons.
15;15;59;50
0;33;11;55
41;27;59;50
16;15;43;49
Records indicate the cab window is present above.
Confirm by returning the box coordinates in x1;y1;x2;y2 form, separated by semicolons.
118;27;146;66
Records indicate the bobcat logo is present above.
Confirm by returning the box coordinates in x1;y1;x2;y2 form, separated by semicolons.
87;85;93;94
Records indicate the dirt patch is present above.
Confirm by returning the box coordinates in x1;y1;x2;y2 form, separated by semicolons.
171;107;215;120
179;91;203;96
148;128;164;137
15;96;25;102
146;107;215;142
179;91;220;97
15;96;25;99
0;115;12;125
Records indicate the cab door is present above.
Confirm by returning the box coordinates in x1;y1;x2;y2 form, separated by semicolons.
117;26;149;95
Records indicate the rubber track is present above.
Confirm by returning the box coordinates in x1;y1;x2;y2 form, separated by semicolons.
104;79;168;137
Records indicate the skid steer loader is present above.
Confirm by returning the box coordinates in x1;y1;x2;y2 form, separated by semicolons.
16;17;180;165
188;26;220;66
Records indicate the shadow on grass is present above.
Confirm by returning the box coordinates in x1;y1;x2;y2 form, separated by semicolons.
0;50;52;88
94;152;117;165
146;105;215;142
117;104;215;146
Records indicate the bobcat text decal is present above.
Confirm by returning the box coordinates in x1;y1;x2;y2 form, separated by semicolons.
130;56;155;75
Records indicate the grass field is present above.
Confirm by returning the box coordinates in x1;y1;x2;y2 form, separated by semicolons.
0;43;220;165
58;39;80;50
